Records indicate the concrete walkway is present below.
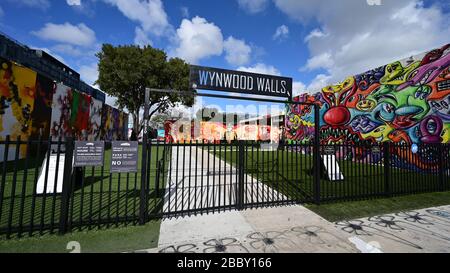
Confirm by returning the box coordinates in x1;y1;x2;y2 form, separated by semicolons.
334;205;450;253
162;146;288;214
152;205;358;253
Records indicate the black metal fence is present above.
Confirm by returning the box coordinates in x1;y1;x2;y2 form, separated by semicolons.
1;136;449;238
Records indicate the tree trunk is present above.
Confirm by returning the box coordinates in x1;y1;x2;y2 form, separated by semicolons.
133;111;139;133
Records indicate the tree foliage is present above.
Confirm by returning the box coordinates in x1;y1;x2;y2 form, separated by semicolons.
96;44;195;132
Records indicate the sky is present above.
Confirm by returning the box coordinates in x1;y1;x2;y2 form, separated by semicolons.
1;0;450;120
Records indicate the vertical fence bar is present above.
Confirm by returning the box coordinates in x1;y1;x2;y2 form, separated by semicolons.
50;137;62;233
7;136;21;238
58;138;74;235
139;135;148;225
383;142;391;197
237;140;245;210
313;104;321;205
29;136;42;236
0;135;10;230
438;144;444;192
18;138;31;238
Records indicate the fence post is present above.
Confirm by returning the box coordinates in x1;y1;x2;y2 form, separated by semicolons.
313;104;321;205
139;88;150;225
237;140;245;210
59;137;74;235
383;142;391;197
438;144;444;192
155;160;161;198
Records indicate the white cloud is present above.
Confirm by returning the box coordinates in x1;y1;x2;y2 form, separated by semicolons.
51;44;83;56
105;94;118;107
79;63;99;86
66;0;81;6
171;16;223;64
180;6;189;18
237;63;280;76
273;25;289;41
304;28;327;42
10;0;50;10
306;74;332;93
32;22;96;47
223;36;252;66
134;26;152;47
237;0;269;14
300;52;333;71
292;81;307;97
103;0;171;37
274;0;450;88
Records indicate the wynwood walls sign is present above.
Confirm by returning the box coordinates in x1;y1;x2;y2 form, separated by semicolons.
189;65;293;99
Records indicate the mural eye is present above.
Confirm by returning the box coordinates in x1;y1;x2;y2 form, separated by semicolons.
387;66;392;73
375;128;382;133
348;96;354;102
441;101;448;109
427;120;437;134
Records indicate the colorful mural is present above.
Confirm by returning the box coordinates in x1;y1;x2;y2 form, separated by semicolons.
286;44;450;146
30;74;55;140
50;82;73;141
0;56;129;161
0;58;37;158
87;98;103;141
164;120;281;143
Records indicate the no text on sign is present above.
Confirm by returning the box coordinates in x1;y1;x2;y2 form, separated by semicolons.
190;65;293;99
110;141;139;173
74;141;105;167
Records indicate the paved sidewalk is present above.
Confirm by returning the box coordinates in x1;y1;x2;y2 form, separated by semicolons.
334;205;450;253
141;205;359;253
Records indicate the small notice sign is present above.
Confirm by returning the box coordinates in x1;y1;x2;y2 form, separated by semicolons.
74;141;104;167
110;141;139;173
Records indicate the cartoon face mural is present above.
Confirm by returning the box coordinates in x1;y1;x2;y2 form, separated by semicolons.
286;43;450;151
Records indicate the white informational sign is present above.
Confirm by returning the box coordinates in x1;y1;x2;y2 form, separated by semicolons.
36;154;65;194
321;154;344;181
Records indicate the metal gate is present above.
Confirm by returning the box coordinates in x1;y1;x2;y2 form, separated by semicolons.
144;140;317;219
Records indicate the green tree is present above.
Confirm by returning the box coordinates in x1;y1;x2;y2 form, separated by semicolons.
195;107;220;122
96;44;195;133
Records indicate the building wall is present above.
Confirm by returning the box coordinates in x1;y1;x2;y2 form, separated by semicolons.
286;44;450;145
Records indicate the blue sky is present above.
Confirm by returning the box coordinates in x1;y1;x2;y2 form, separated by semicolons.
0;0;449;118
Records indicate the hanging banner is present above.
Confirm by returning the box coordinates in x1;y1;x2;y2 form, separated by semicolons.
189;65;293;99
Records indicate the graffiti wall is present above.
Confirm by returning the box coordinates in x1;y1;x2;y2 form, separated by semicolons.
50;82;73;141
0;58;37;158
164;119;281;143
87;97;103;141
286;44;450;145
1;56;129;161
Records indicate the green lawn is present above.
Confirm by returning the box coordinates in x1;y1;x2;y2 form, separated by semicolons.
0;144;171;238
212;146;448;202
0;219;161;253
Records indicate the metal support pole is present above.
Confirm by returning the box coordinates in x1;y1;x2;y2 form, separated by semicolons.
59;137;74;235
237;140;245;210
139;88;150;225
313;104;321;205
